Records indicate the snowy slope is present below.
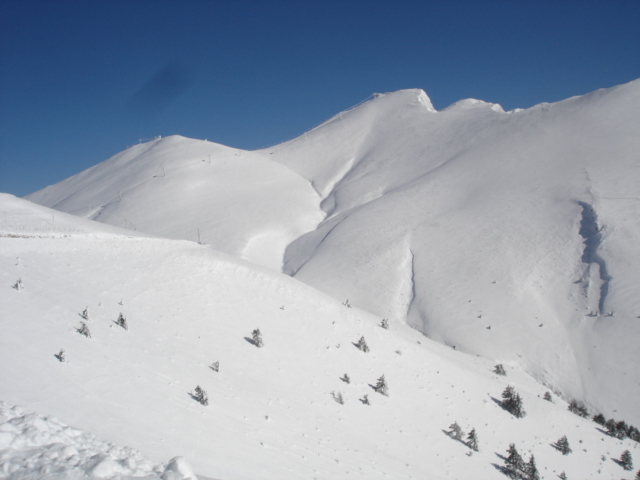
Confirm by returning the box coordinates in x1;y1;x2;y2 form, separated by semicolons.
270;81;640;425
2;196;639;480
25;80;640;427
26;136;323;270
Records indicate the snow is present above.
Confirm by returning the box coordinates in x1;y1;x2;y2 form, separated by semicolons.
0;401;200;480
25;137;322;270
6;78;640;478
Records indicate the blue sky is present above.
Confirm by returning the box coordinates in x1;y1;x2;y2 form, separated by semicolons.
1;0;639;197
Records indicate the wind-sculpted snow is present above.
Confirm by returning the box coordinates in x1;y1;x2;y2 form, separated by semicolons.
0;402;195;480
24;80;640;426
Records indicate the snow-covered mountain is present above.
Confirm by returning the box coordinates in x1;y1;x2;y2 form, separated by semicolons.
7;79;640;478
27;79;640;429
2;193;639;480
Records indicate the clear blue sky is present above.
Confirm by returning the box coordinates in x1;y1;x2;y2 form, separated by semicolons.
1;0;639;197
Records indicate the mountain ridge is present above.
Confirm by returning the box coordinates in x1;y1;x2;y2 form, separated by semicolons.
25;79;640;425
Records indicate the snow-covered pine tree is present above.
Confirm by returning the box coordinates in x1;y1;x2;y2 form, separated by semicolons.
592;413;606;425
193;386;208;405
554;435;571;455
355;336;369;353
77;322;91;338
210;361;219;372
543;391;553;402
635;468;640;480
12;278;23;290
448;422;463;441
116;313;128;330
373;374;388;396
466;428;478;451
252;328;263;347
559;472;567;480
341;373;350;384
80;307;89;320
55;349;65;362
620;450;633;471
494;364;506;376
504;443;524;479
361;394;370;405
501;386;525;418
380;318;389;329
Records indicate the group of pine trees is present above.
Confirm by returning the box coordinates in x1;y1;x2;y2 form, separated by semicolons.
446;422;478;451
593;414;640;442
503;444;540;480
501;386;526;418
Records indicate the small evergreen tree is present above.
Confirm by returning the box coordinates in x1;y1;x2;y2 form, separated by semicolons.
568;400;588;417
605;418;617;436
448;422;463;440
634;468;640;480
525;454;540;480
592;413;606;425
554;435;571;455
620;450;633;471
361;394;370;405
55;349;66;362
116;313;128;330
466;428;478;451
559;472;567;480
252;329;263;347
380;318;389;329
494;364;506;376
193;386;208;405
210;361;219;372
616;420;629;439
374;374;388;396
501;386;525;418
80;307;89;320
341;373;350;384
355;336;369;353
543;391;553;402
12;278;23;290
504;443;524;478
77;322;91;338
331;391;344;405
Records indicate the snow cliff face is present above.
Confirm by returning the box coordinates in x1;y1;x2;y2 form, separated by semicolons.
26;80;640;426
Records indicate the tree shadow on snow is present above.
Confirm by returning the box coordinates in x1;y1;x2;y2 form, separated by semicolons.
491;453;511;477
489;396;504;409
244;336;258;347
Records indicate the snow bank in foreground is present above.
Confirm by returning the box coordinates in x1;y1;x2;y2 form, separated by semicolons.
0;402;197;480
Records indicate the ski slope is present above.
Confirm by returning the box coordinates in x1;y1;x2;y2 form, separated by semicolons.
2;194;639;479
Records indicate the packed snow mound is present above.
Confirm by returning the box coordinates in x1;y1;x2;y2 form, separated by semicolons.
0;401;174;480
24;80;640;425
2;231;638;480
26;136;323;270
